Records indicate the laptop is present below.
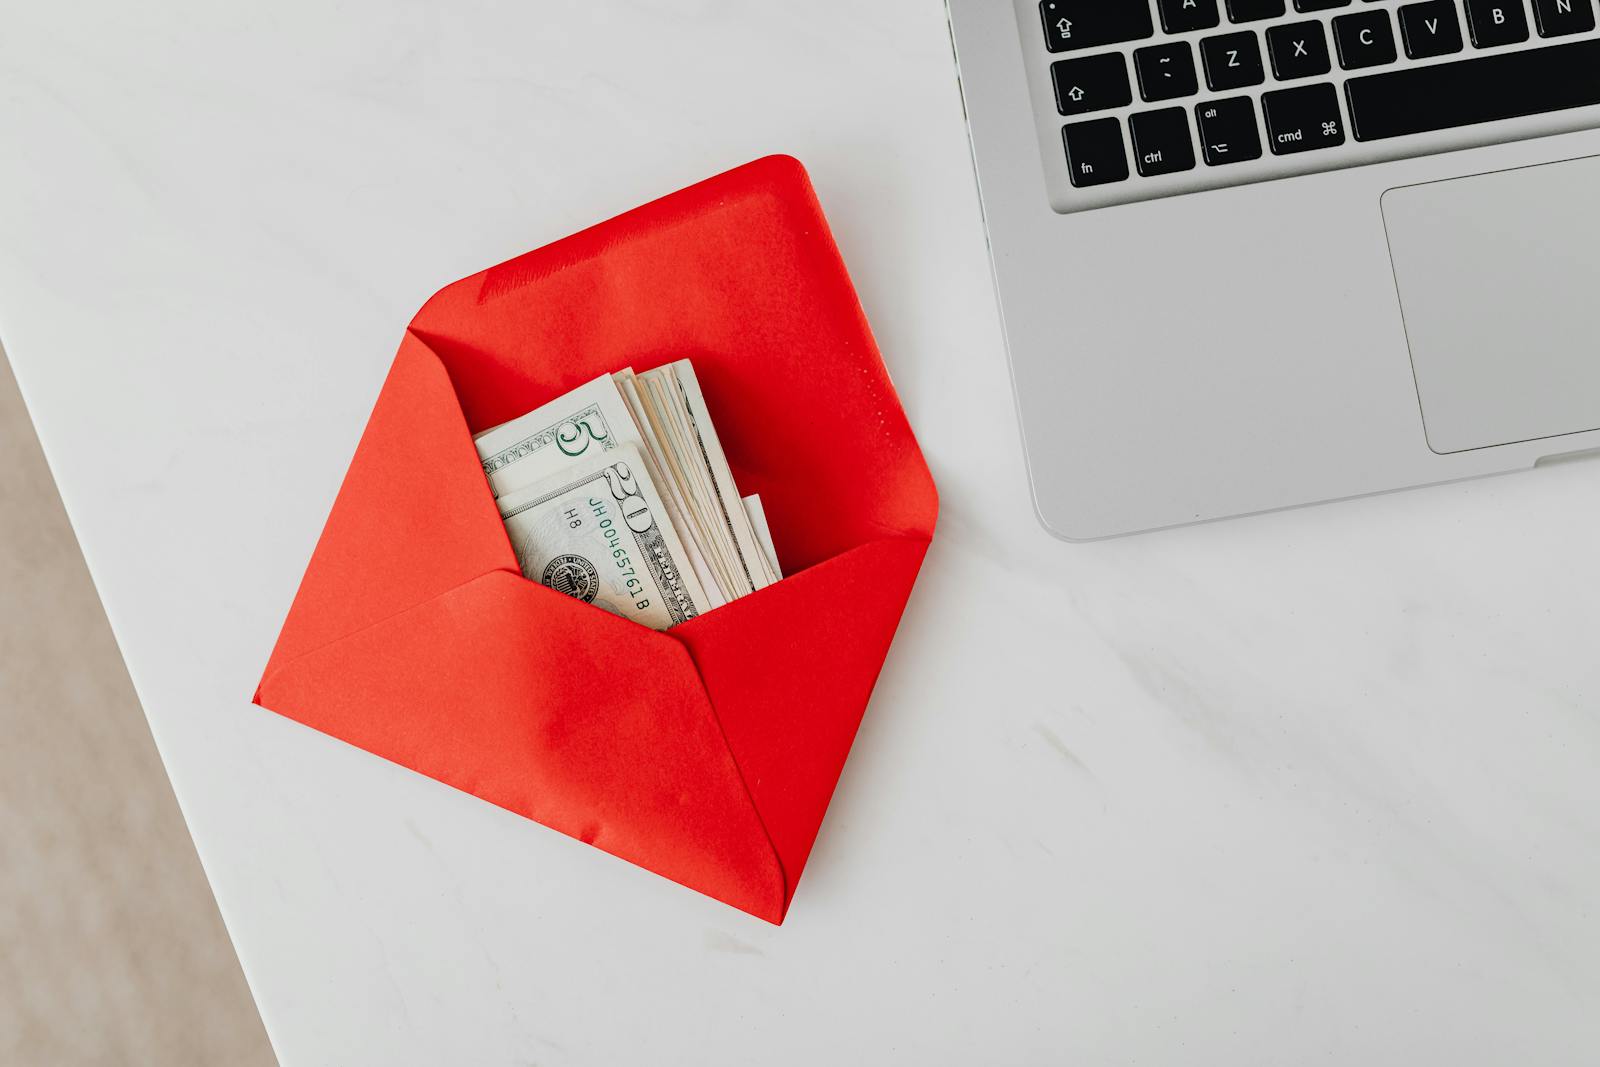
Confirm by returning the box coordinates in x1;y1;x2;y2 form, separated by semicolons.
947;0;1600;539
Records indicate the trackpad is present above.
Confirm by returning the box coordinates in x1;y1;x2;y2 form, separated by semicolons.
1383;157;1600;455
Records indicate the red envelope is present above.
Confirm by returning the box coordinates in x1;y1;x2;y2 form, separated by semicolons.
253;156;937;923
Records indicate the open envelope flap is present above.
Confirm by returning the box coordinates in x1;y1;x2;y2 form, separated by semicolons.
407;154;938;571
259;332;520;680
671;536;931;910
260;570;787;920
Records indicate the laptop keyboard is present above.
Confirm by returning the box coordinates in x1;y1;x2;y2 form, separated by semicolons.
1025;0;1600;212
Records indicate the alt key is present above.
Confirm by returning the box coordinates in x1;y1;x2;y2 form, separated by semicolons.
1196;96;1264;165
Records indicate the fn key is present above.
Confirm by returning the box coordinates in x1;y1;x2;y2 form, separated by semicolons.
1063;118;1130;187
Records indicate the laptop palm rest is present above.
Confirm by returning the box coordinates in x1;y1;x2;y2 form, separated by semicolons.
1382;157;1600;455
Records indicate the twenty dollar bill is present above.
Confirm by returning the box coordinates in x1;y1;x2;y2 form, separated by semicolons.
497;444;711;630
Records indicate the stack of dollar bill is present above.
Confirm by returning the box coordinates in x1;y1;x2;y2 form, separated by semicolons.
475;361;780;630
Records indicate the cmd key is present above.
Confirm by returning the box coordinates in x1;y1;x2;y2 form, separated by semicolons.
1262;82;1346;154
1041;1;1155;52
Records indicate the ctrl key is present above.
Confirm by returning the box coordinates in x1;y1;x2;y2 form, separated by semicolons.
1062;117;1129;187
1129;107;1196;176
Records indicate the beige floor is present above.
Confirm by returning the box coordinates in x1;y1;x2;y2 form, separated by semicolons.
0;349;276;1066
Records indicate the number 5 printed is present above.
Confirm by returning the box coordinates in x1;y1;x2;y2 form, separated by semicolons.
555;410;611;457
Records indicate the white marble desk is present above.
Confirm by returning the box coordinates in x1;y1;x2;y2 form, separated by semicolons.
2;2;1598;1063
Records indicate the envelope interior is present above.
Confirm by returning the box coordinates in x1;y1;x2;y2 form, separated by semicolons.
408;155;937;575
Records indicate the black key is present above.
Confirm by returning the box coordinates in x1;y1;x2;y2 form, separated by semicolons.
1201;31;1266;90
1533;0;1596;36
1334;10;1399;67
1041;1;1155;53
1268;21;1333;78
1130;108;1198;175
1398;0;1465;58
1262;82;1348;153
1295;0;1351;9
1052;54;1133;115
1159;0;1222;33
1062;118;1130;186
1464;0;1531;45
1227;0;1287;21
1346;37;1600;140
1135;43;1200;101
1195;96;1264;164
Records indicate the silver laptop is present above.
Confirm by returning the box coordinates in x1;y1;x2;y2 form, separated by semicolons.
947;0;1600;539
